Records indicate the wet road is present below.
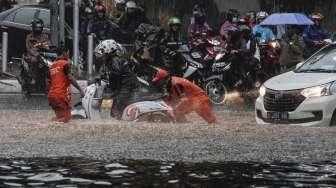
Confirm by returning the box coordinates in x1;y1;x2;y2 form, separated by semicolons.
1;157;336;187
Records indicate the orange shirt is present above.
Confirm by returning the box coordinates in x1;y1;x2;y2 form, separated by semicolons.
169;77;206;100
48;59;71;99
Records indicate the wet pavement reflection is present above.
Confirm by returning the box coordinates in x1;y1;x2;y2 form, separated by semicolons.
1;158;336;187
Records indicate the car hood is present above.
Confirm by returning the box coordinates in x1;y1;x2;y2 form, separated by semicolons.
264;71;336;90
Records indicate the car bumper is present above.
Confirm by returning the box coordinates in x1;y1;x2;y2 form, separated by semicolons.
255;95;336;126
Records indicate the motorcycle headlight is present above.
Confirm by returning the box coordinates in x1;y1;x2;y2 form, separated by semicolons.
259;85;266;97
215;53;225;61
301;82;336;98
270;41;280;48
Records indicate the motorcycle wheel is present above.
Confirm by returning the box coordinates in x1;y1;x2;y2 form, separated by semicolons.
138;112;173;123
205;79;227;105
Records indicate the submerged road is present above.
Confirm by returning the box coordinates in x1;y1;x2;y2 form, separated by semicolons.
0;85;336;163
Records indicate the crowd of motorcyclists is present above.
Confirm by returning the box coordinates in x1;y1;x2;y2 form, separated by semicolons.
18;0;335;123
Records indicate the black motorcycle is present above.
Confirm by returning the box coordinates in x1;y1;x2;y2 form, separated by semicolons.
210;48;267;101
176;42;227;105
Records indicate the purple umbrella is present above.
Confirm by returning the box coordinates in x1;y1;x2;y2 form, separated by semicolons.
260;13;314;25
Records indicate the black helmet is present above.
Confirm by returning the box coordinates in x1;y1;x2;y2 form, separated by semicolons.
31;18;44;34
227;9;239;22
135;24;163;52
193;4;205;23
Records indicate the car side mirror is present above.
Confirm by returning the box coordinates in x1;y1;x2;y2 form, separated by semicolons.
296;62;304;69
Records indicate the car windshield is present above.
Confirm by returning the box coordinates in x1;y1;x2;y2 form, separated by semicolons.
296;45;336;73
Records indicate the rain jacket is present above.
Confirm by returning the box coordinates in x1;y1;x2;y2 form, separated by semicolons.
252;25;275;43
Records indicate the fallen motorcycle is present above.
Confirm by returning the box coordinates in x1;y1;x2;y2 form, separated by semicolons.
71;78;175;122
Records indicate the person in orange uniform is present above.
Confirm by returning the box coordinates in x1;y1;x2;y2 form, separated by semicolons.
47;47;85;123
152;69;218;124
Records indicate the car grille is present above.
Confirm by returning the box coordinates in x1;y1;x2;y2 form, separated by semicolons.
264;89;306;112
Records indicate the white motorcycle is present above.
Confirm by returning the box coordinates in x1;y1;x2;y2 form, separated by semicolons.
71;78;175;122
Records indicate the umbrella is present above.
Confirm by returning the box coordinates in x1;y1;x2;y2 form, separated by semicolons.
260;13;314;25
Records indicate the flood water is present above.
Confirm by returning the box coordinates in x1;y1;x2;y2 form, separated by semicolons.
1;158;336;187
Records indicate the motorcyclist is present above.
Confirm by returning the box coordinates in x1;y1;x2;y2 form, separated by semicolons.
303;12;330;57
165;17;183;47
133;23;168;75
188;4;212;42
111;0;126;22
246;11;257;29
161;16;185;76
152;69;218;124
280;26;304;71
226;26;254;86
26;18;50;52
25;18;50;94
87;4;120;41
219;9;238;40
94;39;139;119
252;11;275;43
118;0;150;41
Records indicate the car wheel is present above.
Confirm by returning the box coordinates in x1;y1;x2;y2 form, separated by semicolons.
330;110;336;126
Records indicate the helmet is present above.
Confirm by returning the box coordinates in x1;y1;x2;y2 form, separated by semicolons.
256;11;268;20
84;7;93;14
246;11;256;19
193;4;205;18
115;0;126;11
94;39;125;58
31;18;44;33
126;1;137;13
227;9;239;22
94;4;106;13
310;12;324;20
168;17;181;27
115;0;125;5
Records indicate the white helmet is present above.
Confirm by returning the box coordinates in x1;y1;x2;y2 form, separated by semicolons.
94;39;125;57
256;11;269;20
126;1;137;9
115;0;126;5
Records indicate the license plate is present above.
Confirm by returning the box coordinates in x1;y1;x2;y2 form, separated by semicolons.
267;112;289;120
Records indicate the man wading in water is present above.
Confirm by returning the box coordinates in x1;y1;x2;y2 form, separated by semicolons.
47;47;85;123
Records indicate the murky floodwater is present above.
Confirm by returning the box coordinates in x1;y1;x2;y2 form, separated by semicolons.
1;158;336;187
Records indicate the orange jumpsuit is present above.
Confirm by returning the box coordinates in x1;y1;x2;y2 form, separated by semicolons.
167;77;218;124
48;58;71;123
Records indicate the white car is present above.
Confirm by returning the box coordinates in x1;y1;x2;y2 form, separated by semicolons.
256;45;336;126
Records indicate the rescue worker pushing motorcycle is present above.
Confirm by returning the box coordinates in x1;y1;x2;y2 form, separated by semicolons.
152;69;218;124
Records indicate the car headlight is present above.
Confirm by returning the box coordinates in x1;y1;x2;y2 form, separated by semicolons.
259;85;266;97
301;82;336;98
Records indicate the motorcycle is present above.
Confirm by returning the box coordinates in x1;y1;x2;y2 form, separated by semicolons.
258;39;281;77
173;35;227;105
71;77;175;122
209;43;268;103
